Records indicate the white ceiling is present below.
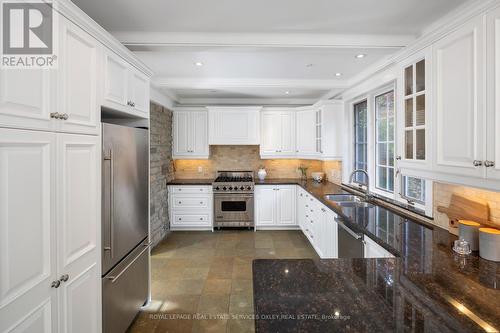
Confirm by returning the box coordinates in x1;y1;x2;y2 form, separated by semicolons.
73;0;467;35
72;0;469;105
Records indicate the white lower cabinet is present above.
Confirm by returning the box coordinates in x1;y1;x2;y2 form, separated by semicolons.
0;128;100;333
168;186;213;230
364;236;395;258
296;188;337;258
255;185;297;228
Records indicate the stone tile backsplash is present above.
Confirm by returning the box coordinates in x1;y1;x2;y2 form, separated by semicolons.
174;145;340;180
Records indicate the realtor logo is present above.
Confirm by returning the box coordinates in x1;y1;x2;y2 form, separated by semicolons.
1;0;57;68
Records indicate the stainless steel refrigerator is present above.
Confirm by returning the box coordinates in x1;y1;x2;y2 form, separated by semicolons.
101;123;149;333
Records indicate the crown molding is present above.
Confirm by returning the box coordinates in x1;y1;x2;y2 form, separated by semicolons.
177;97;317;106
153;77;348;90
332;0;500;100
113;31;413;49
55;0;153;76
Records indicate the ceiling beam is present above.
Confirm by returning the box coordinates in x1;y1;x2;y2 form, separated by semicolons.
113;32;414;49
153;78;349;90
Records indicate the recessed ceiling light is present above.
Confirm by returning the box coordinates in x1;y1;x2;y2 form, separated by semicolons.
355;54;366;59
285;91;290;95
194;61;204;67
335;72;343;77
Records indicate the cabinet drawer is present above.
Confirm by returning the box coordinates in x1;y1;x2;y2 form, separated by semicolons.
169;186;211;194
171;195;210;209
172;213;210;226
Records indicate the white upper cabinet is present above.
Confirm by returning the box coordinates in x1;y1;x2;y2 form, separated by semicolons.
260;110;296;158
318;100;344;160
398;48;432;170
173;108;209;159
58;18;100;135
128;69;150;116
486;6;500;180
0;67;56;132
296;107;318;157
103;51;150;118
208;107;261;145
433;16;486;178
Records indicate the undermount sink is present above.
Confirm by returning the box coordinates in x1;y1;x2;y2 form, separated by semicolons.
324;194;375;209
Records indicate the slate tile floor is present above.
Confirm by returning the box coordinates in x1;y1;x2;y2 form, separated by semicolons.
128;230;318;333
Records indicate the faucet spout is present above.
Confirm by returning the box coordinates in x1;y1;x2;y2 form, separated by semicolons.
348;169;371;200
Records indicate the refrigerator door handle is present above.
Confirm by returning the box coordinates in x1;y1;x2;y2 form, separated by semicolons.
106;244;150;283
103;149;114;258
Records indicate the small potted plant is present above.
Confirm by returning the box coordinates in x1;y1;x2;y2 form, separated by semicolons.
298;166;308;181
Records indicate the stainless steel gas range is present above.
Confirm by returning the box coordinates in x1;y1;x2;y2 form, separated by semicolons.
213;171;255;228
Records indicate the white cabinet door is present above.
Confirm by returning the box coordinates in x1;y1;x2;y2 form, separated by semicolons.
0;129;58;333
296;109;317;156
191;111;209;157
276;186;296;225
323;210;338;258
173;111;190;157
487;7;500;180
255;186;276;226
208;107;261;145
280;112;296;154
58;19;99;135
260;112;281;154
56;134;100;333
433;17;485;178
296;189;307;230
103;52;129;109
128;69;150;116
0;67;55;131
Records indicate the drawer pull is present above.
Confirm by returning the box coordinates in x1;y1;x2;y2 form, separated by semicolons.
178;201;182;204
199;217;203;221
200;201;203;204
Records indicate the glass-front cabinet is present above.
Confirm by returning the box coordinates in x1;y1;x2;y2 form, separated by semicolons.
398;49;432;170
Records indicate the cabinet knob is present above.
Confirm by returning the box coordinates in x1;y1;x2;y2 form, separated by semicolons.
51;280;61;288
199;217;203;221
178;201;182;204
485;161;495;168
199;201;203;204
59;274;69;282
473;160;483;167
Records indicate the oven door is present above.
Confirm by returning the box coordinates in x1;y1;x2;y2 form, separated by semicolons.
214;194;254;224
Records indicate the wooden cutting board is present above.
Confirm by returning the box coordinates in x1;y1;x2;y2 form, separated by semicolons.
437;194;496;229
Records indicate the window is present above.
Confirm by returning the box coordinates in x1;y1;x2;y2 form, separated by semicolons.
353;100;368;183
401;176;426;204
375;90;395;192
404;59;426;160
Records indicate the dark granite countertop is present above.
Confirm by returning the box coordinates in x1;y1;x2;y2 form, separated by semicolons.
167;178;213;185
252;179;500;333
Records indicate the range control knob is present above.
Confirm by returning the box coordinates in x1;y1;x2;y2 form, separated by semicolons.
246;186;252;190
228;186;233;190
222;186;227;191
240;186;245;190
215;186;220;191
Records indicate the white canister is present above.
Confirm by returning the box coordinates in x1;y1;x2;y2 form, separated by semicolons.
458;220;481;251
257;168;267;181
479;228;500;262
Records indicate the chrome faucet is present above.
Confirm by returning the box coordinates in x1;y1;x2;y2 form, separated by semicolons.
348;169;371;200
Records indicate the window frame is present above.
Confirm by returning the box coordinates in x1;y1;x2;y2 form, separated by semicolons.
353;99;368;184
345;81;433;216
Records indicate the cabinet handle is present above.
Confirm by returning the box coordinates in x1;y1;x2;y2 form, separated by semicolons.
484;161;495;168
473;160;483;167
59;274;69;282
51;280;61;288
